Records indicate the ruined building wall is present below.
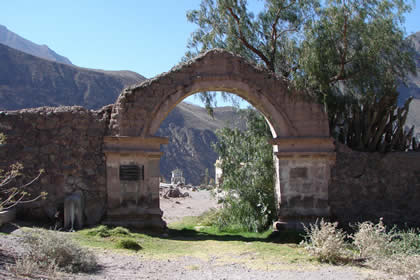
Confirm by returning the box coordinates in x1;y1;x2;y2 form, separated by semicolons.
330;144;420;227
0;106;111;225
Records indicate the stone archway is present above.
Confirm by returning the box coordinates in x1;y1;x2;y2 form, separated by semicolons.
104;49;335;229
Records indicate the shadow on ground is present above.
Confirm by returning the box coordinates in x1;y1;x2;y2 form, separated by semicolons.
135;227;305;244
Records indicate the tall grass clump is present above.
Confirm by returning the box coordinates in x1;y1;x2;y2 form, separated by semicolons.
303;218;420;279
352;219;420;279
20;229;97;273
301;219;349;263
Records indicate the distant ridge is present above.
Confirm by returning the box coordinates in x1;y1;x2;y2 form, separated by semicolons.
0;24;72;65
0;43;145;110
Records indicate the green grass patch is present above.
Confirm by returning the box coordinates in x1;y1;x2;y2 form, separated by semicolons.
116;238;142;251
74;215;312;270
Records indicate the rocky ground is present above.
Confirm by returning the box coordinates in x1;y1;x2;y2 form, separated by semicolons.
0;188;399;280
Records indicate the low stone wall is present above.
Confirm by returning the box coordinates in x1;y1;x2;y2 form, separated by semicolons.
330;144;420;227
0;106;111;225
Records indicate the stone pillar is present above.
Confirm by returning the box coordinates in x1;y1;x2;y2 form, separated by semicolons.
103;136;168;229
271;137;336;229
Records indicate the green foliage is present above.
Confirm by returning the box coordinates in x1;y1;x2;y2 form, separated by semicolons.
21;229;97;273
212;109;276;232
116;238;142;251
110;226;132;236
86;225;111;237
186;0;416;151
394;229;420;255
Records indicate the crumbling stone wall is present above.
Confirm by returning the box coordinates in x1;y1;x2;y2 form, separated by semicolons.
330;144;420;227
0;106;111;225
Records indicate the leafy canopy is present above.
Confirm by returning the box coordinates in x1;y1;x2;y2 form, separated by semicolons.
186;0;416;108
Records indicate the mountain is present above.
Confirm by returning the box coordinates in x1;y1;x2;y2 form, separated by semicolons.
400;31;420;137
0;43;145;110
157;102;244;185
0;24;72;65
399;31;420;101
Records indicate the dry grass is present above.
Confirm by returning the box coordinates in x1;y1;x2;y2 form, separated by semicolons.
301;219;350;263
303;218;420;279
10;228;98;277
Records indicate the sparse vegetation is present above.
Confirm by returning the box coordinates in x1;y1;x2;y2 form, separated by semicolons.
302;218;420;279
0;133;46;212
15;228;97;276
301;219;350;263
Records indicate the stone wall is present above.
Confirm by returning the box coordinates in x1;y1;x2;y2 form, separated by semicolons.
330;144;420;227
0;106;111;225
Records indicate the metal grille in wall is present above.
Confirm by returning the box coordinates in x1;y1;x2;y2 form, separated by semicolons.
119;165;144;181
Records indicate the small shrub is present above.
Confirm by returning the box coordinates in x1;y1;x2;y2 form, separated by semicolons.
8;255;58;279
301;219;349;263
86;225;111;237
109;226;131;236
352;220;420;278
116;238;142;251
22;229;97;273
352;218;395;259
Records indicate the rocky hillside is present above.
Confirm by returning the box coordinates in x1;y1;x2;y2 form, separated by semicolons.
0;24;72;65
0;43;145;110
400;31;420;137
157;102;244;185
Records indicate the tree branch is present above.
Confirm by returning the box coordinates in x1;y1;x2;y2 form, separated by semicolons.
226;6;274;71
329;12;349;83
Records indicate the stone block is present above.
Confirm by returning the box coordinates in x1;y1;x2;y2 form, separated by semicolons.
290;167;308;179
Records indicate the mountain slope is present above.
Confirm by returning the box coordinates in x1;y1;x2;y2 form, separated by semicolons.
0;43;145;110
399;31;420;101
400;31;420;136
157;103;244;185
0;24;72;65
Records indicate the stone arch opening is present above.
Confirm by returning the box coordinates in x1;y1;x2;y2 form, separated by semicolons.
156;91;278;225
103;49;336;229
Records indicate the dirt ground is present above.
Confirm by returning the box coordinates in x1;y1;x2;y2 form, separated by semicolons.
160;188;218;224
0;189;399;280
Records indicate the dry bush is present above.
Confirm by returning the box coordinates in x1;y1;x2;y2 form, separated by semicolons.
8;255;58;279
352;220;420;278
352;218;395;259
21;229;98;273
302;219;349;263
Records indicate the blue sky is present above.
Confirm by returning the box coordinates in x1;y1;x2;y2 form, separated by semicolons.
1;0;419;107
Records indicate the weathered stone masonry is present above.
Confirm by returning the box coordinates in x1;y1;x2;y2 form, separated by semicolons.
0;106;111;225
0;49;418;229
330;144;420;227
